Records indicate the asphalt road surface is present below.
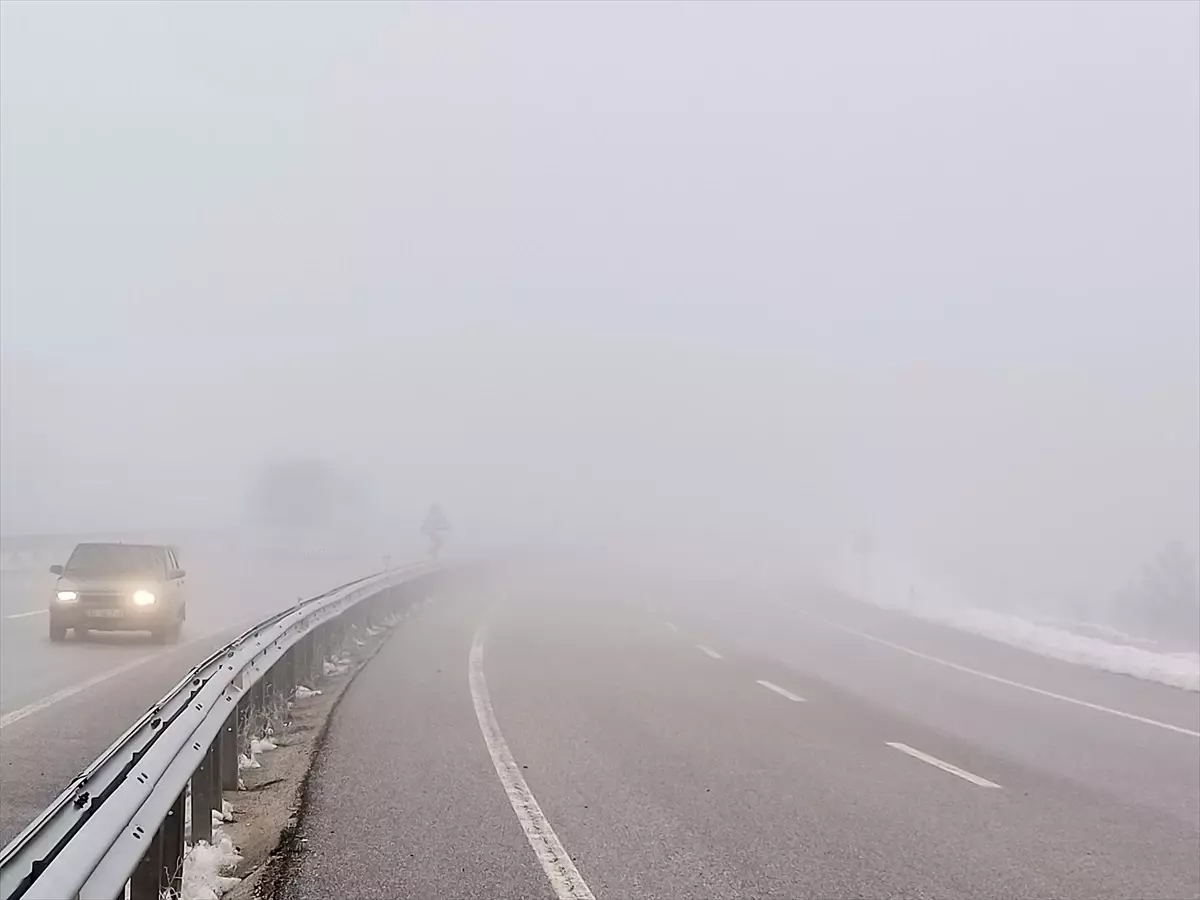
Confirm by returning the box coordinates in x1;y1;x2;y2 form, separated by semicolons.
0;543;387;846
285;566;1200;900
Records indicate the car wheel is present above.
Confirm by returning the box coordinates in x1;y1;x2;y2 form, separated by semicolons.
152;621;180;644
74;627;90;640
49;623;66;642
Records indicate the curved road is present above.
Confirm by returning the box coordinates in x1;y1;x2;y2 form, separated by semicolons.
284;566;1200;900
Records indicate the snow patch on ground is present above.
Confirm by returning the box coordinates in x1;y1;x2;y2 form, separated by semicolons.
295;684;321;699
179;830;242;900
322;658;350;676
238;733;277;772
182;796;236;841
838;552;1200;692
249;736;277;754
924;606;1200;692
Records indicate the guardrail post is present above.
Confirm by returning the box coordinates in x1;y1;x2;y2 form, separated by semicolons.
313;625;328;682
294;634;308;687
312;629;325;682
210;733;225;815
261;664;277;724
220;710;238;791
191;743;215;844
163;789;186;898
130;818;164;900
278;646;295;699
307;628;320;683
237;694;254;763
303;633;313;677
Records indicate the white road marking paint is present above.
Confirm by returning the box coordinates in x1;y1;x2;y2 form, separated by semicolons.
1;654;171;729
887;742;1002;788
469;625;595;900
5;609;48;619
798;610;1200;739
695;644;723;660
0;633;218;730
664;621;679;632
756;679;805;702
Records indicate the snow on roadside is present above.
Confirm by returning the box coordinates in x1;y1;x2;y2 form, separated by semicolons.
238;732;279;772
183;796;235;841
179;830;242;900
322;657;351;677
837;552;1200;692
237;751;260;771
249;736;277;754
922;606;1200;692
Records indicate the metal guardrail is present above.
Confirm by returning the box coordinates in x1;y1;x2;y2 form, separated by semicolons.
0;561;437;900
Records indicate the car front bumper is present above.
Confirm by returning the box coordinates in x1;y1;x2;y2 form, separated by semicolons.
50;605;173;631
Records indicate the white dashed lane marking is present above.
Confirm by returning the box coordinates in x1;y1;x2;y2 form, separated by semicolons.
887;742;1002;788
756;679;805;702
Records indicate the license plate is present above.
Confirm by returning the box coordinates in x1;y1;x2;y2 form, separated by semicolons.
86;608;125;618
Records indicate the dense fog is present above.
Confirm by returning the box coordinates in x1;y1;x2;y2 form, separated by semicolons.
1;2;1196;636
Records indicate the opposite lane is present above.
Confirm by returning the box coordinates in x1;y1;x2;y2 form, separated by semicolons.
285;568;1199;899
0;547;386;846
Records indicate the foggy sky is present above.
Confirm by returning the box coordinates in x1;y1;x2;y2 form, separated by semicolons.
2;1;1197;606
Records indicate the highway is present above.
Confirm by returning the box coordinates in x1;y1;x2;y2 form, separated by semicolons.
283;566;1200;900
0;543;386;846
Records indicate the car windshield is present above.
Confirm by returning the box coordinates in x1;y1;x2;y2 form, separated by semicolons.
64;544;163;577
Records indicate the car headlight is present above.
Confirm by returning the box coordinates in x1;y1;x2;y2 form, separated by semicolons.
132;590;156;607
56;590;79;603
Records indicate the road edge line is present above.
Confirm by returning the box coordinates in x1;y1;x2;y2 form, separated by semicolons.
797;610;1200;738
469;622;595;900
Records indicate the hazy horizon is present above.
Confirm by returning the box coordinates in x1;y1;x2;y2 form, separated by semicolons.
2;1;1197;616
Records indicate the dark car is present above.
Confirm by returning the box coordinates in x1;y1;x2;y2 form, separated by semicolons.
48;543;188;643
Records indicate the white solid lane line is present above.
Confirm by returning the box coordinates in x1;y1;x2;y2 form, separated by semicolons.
887;742;1002;788
797;609;1200;739
695;644;723;660
756;679;805;702
1;652;173;729
5;609;48;619
0;628;230;730
469;625;595;900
